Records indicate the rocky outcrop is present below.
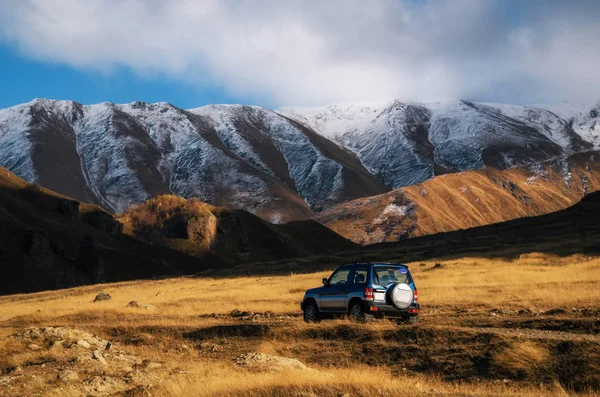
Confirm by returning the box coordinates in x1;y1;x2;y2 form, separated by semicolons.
75;236;105;282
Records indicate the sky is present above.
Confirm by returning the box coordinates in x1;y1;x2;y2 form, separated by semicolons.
0;0;599;110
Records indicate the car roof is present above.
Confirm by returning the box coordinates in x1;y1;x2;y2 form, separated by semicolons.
343;262;409;268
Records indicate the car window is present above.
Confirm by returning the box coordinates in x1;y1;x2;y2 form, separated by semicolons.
352;267;368;284
329;266;351;285
373;266;410;285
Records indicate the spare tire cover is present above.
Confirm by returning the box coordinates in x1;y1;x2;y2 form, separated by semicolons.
388;283;414;309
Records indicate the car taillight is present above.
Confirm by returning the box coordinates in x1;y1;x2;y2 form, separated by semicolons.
414;289;418;302
364;287;373;300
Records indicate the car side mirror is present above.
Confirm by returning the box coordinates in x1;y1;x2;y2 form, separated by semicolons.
322;278;328;285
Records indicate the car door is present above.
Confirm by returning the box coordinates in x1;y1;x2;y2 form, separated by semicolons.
319;265;352;312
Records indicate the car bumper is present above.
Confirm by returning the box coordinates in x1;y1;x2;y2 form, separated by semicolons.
363;301;420;317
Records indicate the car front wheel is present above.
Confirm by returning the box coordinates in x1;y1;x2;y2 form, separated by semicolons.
303;302;321;323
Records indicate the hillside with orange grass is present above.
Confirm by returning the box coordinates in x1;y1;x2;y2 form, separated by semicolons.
317;151;600;244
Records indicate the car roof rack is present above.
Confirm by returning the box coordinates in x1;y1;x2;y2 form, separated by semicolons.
341;261;409;268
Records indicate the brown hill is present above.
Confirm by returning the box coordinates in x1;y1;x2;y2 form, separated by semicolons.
362;188;600;263
316;151;600;245
0;167;225;295
118;194;357;264
0;169;355;295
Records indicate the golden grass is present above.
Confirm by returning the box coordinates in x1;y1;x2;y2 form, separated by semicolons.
1;252;599;396
321;157;600;244
492;341;551;379
2;253;599;326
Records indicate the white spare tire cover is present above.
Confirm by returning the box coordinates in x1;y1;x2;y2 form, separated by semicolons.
389;283;413;309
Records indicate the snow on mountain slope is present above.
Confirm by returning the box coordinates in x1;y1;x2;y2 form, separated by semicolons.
278;99;598;189
570;103;600;149
481;102;592;151
0;104;36;182
1;98;599;223
277;101;388;140
0;99;386;221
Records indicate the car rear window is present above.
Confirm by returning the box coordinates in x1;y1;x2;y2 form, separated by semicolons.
373;266;410;285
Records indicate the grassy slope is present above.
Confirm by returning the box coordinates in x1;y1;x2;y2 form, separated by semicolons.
318;151;600;244
1;254;599;396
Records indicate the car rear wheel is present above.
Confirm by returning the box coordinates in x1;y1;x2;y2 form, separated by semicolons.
349;302;373;323
303;302;321;323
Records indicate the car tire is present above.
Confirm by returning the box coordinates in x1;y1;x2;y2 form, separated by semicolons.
303;302;321;323
349;302;373;323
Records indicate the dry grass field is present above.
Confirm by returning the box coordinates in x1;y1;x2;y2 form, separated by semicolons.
1;253;600;396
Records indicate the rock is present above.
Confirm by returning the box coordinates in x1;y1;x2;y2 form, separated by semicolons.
230;309;251;318
156;291;163;296
50;340;65;349
77;236;105;282
12;327;110;350
28;344;41;351
82;210;123;235
517;308;532;316
77;340;91;349
93;292;112;302
126;300;141;308
13;366;23;376
236;352;309;371
57;370;79;382
25;230;54;270
126;301;156;310
92;349;107;365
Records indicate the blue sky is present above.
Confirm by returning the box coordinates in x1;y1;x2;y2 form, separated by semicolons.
0;43;267;109
0;0;599;109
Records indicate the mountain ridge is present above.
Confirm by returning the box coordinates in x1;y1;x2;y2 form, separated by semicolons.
1;98;599;223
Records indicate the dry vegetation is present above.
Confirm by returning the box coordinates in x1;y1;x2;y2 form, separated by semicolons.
319;152;600;244
1;253;600;396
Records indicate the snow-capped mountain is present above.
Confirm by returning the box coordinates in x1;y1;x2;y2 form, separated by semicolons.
0;98;598;222
278;99;595;189
0;99;386;222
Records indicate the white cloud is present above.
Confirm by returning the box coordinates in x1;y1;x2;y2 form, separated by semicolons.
0;0;599;106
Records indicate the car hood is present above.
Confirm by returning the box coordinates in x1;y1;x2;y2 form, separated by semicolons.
304;287;322;295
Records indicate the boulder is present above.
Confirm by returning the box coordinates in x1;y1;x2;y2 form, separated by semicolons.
235;352;309;371
93;292;112;302
92;349;107;365
57;370;79;382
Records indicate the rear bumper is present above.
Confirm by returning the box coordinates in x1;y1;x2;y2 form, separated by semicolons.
364;301;420;317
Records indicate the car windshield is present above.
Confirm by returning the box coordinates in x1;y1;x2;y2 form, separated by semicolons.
373;266;410;285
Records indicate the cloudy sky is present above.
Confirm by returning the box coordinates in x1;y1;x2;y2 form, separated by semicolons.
0;0;599;109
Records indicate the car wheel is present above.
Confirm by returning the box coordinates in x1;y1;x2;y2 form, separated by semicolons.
303;302;321;323
349;302;372;323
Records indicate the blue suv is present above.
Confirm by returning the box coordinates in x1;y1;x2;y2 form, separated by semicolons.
301;262;419;324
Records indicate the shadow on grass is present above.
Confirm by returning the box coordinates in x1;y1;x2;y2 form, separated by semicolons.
182;324;269;340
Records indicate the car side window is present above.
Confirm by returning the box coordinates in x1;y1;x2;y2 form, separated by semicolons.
329;266;351;285
352;267;368;285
